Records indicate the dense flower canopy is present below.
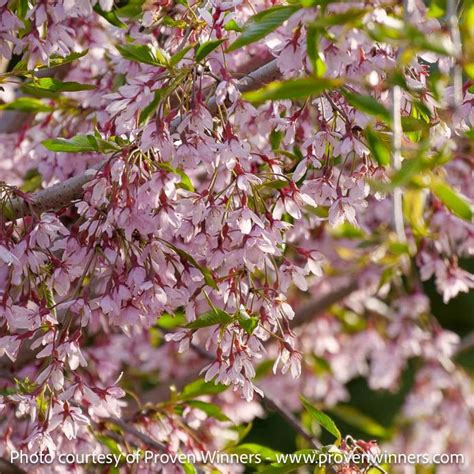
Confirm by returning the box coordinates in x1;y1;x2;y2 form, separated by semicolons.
0;0;473;472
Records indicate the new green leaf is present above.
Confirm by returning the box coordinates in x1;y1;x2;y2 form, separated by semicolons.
365;128;390;166
430;178;473;221
227;6;299;52
42;135;120;153
179;379;228;400
185;400;230;422
117;44;165;66
301;396;341;443
187;309;233;329
0;98;53;113
342;91;391;122
22;78;95;98
244;77;342;103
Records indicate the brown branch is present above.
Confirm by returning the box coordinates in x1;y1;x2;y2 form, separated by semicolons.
103;416;167;452
292;279;359;328
4;59;280;221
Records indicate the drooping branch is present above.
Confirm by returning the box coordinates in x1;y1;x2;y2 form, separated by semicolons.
104;417;167;452
3;59;280;220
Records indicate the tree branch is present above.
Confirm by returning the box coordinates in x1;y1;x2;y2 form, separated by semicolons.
292;279;359;328
103;416;167;452
3;60;280;221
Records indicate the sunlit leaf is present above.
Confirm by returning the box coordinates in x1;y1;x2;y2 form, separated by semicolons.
328;405;391;438
227;6;299;52
301;396;342;443
195;39;225;62
93;4;127;28
244;77;342;103
117;44;165;66
430;178;473;221
185;400;230;421
179;379;227;400
0;97;53;112
187;309;233;329
21;78;95;98
342;91;391;122
365;128;390;166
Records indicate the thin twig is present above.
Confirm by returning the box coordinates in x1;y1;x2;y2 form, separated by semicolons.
455;331;474;355
104;416;167;452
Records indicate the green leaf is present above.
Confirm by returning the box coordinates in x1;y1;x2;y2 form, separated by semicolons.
21;169;43;193
310;8;367;28
430;178;473;221
390;158;426;187
157;312;187;329
342;91;391;122
175;168;194;192
170;45;193;66
365;128;390;166
16;0;29;19
0;97;53;112
117;44;164;66
139;90;161;125
42;135;98;153
162;16;188;28
182;462;197;474
244;77;342;103
237;313;259;335
179;378;228;400
185;400;230;422
39;283;57;317
164;242;218;289
328;405;391;438
428;0;446;18
401;116;431;132
21;77;95;98
299;0;343;6
301;397;341;443
93;4;127;28
115;0;145;19
195;39;225;62
224;19;243;32
12;50;89;73
42;135;120;154
227;6;299;52
187;309;233;329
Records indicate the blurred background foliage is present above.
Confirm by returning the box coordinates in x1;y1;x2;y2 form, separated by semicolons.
243;260;474;453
